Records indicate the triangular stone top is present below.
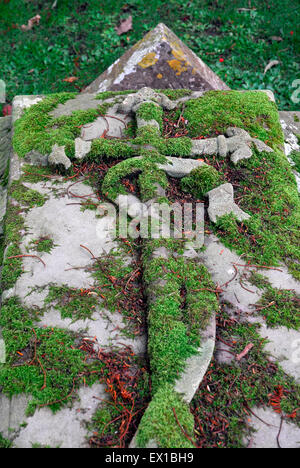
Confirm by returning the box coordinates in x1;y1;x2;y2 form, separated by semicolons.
82;23;229;94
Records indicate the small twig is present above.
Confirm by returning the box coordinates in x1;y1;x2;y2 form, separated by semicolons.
80;244;97;260
276;416;284;448
7;254;46;267
172;407;198;447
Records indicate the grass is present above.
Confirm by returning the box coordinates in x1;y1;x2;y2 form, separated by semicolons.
0;0;299;111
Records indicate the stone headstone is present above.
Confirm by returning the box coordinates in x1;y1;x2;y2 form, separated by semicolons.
82;23;229;93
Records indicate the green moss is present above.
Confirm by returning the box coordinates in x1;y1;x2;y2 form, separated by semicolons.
95;90;134;100
164;137;192;157
0;433;12;448
28;237;55;254
45;285;99;321
136;102;163;130
88;139;136;160
143;252;218;392
21;164;57;183
183;90;283;147
11;180;47;208
157;89;192;101
249;273;300;329
0;297;99;416
136;383;195;448
101;154;167;201
12;93;111;159
212;147;300;278
181;165;223;198
290;150;300;173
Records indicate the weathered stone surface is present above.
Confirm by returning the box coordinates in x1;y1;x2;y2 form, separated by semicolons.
48;144;71;170
74;137;92;159
82;23;229;93
244;407;300;448
118;87;176;113
279;111;300;192
11;95;44;123
158;156;207;178
191;138;218;156
24;149;48;166
80;103;131;140
206;183;250;223
174;312;216;403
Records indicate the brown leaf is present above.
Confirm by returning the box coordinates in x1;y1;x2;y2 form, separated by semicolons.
236;343;254;361
63;76;78;83
270;36;283;42
21;14;41;31
115;15;132;35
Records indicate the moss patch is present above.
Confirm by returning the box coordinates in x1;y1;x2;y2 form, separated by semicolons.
212;147;300;279
0;297;100;416
136;383;195;448
290;149;300;173
13;93;111;159
45;285;99;321
143;251;218;392
28;237;55;254
10;181;47;208
181;165;223;198
183;90;283;147
250;272;300;329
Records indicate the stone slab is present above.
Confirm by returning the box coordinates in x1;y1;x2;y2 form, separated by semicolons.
244;407;300;448
82;23;229;93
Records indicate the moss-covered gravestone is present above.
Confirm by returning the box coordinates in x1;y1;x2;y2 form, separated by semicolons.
0;87;299;448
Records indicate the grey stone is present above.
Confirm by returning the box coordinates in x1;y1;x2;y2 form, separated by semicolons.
136;117;160;130
49;93;102;118
225;127;251;139
174;312;216;403
74;137;91;159
82;23;229;94
217;134;227;157
252;138;274;153
191;138;218;156
230;144;253;164
118;87;176;114
24;150;48;166
48;144;71;170
158;156;207;178
244;407;300;448
80;103;131;140
0;116;12;133
12;95;44;124
206;183;250;223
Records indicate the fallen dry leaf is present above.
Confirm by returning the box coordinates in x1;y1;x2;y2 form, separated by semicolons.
236;343;254;361
115;15;132;35
270;36;283;42
263;59;280;75
21;14;41;31
63;76;78;83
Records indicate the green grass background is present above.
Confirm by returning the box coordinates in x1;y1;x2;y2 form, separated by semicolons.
0;0;299;110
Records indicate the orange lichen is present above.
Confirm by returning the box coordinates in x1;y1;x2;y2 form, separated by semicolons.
167;59;188;76
138;52;158;68
157;73;163;79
